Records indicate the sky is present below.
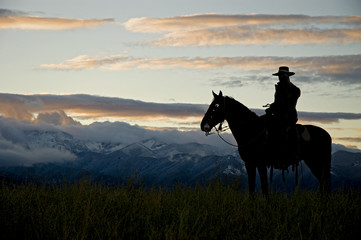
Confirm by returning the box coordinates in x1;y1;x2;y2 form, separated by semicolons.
1;0;361;151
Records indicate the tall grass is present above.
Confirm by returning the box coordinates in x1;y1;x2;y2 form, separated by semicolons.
1;180;360;240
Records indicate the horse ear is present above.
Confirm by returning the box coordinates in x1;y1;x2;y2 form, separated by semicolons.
212;91;218;98
219;91;223;97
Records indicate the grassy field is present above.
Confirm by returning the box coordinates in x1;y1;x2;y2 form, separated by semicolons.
1;180;361;240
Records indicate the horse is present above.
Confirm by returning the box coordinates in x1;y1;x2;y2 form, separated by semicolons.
200;91;332;195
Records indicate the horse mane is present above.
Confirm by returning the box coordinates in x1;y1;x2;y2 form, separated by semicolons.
225;96;259;120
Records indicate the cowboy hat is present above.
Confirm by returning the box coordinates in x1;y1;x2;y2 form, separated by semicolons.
272;66;295;76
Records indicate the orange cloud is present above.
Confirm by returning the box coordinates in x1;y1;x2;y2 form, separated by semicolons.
149;27;361;46
34;111;81;126
0;15;115;30
40;54;361;83
123;14;361;46
124;14;361;33
0;94;206;125
333;137;361;143
0;94;360;127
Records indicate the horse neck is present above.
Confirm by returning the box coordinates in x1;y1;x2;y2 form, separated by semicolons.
224;97;260;142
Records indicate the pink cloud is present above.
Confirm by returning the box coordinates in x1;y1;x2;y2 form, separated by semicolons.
124;14;361;33
149;27;361;46
123;14;361;46
0;15;115;30
40;54;361;85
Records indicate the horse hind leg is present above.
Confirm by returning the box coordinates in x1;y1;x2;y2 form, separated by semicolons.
317;147;331;194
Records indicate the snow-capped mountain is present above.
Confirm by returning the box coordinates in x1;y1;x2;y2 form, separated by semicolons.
66;137;245;187
23;129;127;154
1;127;361;190
1;128;246;187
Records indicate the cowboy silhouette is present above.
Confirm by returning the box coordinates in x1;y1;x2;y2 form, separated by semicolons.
266;66;300;124
265;66;301;160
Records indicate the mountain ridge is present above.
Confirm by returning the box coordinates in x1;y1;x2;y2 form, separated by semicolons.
1;127;360;190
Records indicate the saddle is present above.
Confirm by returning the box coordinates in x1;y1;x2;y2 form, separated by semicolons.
267;123;310;183
271;126;298;165
261;114;308;183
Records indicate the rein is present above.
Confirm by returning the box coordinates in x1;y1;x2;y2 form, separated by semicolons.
210;121;267;148
216;122;238;148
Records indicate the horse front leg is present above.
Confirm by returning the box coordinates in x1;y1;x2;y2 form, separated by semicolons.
245;161;256;195
258;165;269;196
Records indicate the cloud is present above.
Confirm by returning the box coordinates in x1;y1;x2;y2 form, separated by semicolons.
1;110;360;167
0;94;360;167
41;55;130;70
0;9;28;16
148;27;361;46
123;14;361;46
0;115;237;167
0;94;81;125
60;121;231;148
332;137;361;151
334;137;361;143
297;111;361;124
0;117;76;166
0;141;76;167
41;54;361;85
0;93;206;124
0;93;360;128
209;76;246;88
124;14;361;33
249;108;361;124
34;111;81;126
0;8;115;30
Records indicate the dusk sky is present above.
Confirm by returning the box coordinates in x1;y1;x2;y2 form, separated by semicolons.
1;0;361;150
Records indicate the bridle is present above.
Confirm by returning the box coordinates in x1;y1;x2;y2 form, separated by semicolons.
203;97;238;147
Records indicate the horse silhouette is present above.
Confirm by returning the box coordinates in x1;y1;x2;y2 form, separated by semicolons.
201;91;331;195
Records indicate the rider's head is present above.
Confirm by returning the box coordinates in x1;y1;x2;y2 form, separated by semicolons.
273;66;294;82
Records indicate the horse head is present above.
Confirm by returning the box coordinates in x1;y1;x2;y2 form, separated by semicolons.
200;91;226;134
